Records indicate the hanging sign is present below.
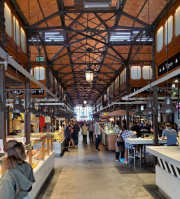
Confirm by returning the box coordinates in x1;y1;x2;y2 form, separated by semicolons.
131;87;164;94
158;51;180;77
36;56;44;61
10;89;44;95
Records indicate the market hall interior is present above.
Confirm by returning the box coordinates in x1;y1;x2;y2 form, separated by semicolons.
37;137;165;199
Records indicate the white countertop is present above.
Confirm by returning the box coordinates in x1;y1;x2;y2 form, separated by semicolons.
146;146;180;168
125;138;167;145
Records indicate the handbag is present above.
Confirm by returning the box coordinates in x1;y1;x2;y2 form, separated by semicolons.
117;136;124;146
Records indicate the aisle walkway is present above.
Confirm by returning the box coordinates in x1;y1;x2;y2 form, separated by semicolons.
38;136;164;199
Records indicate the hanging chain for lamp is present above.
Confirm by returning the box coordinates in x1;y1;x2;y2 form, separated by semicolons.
160;0;176;114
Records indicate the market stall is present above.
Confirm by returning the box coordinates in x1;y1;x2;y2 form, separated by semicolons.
100;110;134;151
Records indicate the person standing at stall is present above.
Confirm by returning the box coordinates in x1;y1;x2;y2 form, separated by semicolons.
88;122;94;143
95;122;101;151
0;140;35;199
162;123;177;146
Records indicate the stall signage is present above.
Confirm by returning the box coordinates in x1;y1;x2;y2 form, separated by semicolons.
131;87;164;94
10;89;44;95
158;51;180;77
36;56;44;61
101;112;109;119
0;139;4;153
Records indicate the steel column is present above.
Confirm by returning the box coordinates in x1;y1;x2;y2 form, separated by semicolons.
0;65;6;144
24;82;31;145
126;65;130;129
152;31;158;146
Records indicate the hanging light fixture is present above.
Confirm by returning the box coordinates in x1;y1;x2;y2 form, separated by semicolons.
0;93;6;112
144;100;156;115
13;96;25;113
85;64;94;83
27;101;37;114
144;0;155;115
83;99;87;104
161;96;176;114
160;0;175;114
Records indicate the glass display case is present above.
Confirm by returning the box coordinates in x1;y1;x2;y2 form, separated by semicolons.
0;135;54;178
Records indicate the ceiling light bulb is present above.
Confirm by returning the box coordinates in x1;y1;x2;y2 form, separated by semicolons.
175;79;178;83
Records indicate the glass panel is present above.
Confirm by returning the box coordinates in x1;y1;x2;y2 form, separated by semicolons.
122;70;124;83
175;6;180;37
157;26;163;52
4;3;12;37
142;66;152;79
13;17;20;46
131;66;141;79
34;67;45;80
21;28;26;53
165;16;173;45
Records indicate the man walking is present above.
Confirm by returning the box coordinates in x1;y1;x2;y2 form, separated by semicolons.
88;121;94;143
72;121;80;147
95;122;101;151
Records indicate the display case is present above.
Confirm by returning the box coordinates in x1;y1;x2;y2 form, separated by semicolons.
0;137;55;199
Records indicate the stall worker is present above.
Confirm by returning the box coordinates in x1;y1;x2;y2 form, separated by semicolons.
162;123;177;146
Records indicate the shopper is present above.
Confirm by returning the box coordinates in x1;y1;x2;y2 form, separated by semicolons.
64;121;71;151
95;122;101;151
162;123;177;146
82;122;88;144
122;128;137;164
72;121;80;147
70;124;75;148
121;120;127;130
115;131;124;161
0;140;35;199
88;121;94;143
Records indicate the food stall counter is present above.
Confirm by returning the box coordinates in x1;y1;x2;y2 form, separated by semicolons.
146;146;180;199
100;127;118;151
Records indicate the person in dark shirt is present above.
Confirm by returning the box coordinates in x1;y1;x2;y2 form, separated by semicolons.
72;121;80;147
133;122;141;137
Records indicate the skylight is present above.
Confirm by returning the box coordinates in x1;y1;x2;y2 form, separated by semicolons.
110;31;153;42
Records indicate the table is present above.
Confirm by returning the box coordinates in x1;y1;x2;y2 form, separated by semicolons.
125;138;167;167
146;146;180;199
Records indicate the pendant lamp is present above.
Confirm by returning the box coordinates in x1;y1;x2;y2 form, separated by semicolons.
13;96;25;113
85;65;94;83
144;100;155;115
134;105;142;116
0;94;6;112
27;101;37;114
161;96;176;114
160;1;175;114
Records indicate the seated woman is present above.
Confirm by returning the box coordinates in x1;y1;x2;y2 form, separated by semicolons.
122;128;137;164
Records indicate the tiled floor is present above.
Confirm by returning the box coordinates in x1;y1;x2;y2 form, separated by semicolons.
37;136;165;199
